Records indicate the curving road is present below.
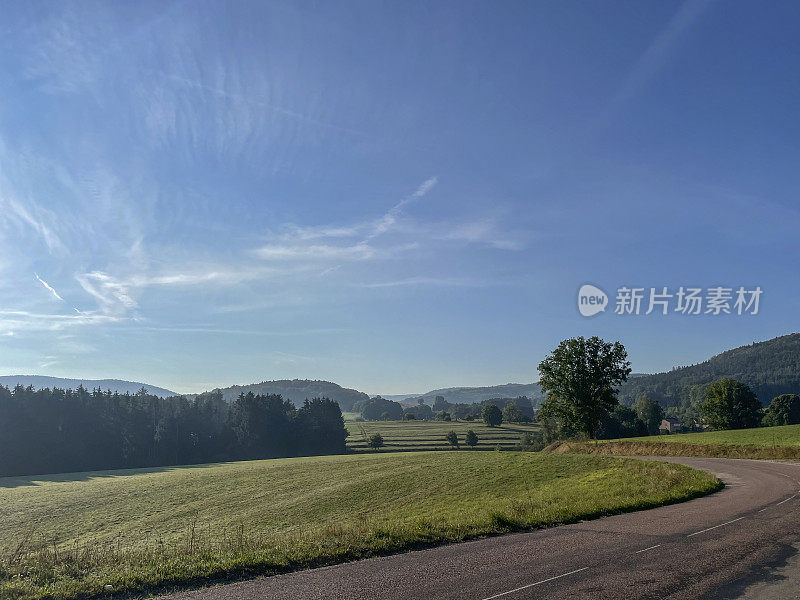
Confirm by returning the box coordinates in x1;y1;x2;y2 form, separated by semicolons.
165;457;800;600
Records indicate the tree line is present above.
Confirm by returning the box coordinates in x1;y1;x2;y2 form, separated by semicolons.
536;336;800;443
0;385;347;477
353;395;534;422
616;333;800;413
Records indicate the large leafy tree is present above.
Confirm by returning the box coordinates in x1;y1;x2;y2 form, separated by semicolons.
537;336;632;438
700;379;762;430
632;395;665;435
502;403;525;423
596;405;647;440
482;404;503;427
762;394;800;427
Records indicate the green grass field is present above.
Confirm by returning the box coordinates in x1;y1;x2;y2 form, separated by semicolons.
610;424;800;447
549;424;800;460
346;420;539;451
0;452;719;600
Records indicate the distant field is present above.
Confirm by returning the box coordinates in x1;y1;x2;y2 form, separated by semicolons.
549;424;800;460
346;420;540;451
0;452;719;600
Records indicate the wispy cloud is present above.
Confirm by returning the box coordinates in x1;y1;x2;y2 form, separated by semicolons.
39;356;59;369
0;309;122;335
255;177;439;264
0;193;64;254
364;177;438;241
74;266;283;317
607;0;714;118
437;218;528;251
34;273;64;301
249;176;529;299
75;271;138;315
283;224;363;241
358;277;483;288
254;243;376;261
155;70;367;137
130;325;348;336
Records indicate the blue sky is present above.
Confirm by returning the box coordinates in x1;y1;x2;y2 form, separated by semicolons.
0;0;798;395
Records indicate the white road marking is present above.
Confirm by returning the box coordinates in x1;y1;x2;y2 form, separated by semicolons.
758;493;798;512
480;567;589;600
481;468;799;600
687;516;745;538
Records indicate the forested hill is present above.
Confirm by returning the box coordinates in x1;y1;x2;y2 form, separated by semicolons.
618;333;800;409
406;383;544;406
0;375;177;398
196;379;369;411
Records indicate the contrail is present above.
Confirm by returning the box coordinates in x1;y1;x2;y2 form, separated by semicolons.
34;273;64;301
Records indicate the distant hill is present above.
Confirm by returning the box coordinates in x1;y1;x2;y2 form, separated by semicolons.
380;393;424;402
403;383;543;406
197;379;369;411
618;333;800;409
0;375;177;398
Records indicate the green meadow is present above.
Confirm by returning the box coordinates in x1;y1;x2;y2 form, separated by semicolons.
608;424;800;447
346;420;540;451
551;424;800;460
0;452;719;600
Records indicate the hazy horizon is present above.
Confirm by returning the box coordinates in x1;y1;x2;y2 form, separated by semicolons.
0;330;792;396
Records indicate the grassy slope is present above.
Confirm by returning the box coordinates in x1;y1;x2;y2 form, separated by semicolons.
609;424;800;447
549;424;800;459
346;420;539;451
1;452;719;600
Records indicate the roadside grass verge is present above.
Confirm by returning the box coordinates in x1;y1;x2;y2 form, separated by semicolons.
346;420;540;452
607;424;800;447
546;424;800;459
0;452;719;600
548;440;800;459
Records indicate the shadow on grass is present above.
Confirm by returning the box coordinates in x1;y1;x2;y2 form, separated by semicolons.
0;462;239;489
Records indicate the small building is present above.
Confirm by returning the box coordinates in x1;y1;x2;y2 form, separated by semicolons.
659;418;682;434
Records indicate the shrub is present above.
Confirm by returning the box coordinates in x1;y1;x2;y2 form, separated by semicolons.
445;431;459;448
465;429;478;447
519;431;546;451
367;433;384;449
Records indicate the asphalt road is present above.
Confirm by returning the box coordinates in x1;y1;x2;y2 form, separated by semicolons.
165;457;800;600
